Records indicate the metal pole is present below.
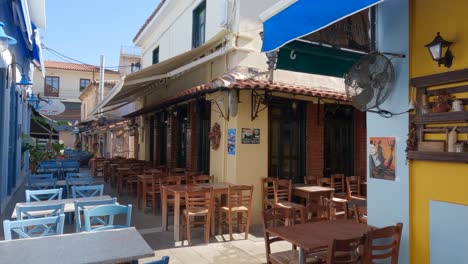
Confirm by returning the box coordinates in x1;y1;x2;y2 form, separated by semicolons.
99;55;105;103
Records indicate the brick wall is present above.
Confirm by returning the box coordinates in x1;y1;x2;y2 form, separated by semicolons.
305;103;325;179
353;109;367;180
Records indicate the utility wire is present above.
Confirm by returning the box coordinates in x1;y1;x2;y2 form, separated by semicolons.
42;44;138;70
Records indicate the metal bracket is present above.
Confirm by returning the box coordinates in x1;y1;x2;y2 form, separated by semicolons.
251;89;271;121
211;98;228;121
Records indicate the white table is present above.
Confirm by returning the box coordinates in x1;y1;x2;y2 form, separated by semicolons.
0;227;154;264
11;195;113;218
26;179;105;189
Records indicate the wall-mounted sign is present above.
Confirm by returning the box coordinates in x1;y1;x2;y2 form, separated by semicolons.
38;99;66;116
241;128;260;144
227;128;236;155
369;137;396;181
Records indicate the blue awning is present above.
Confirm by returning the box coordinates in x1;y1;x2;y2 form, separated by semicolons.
261;0;384;52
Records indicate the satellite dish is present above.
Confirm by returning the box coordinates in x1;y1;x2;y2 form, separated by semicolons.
344;52;395;112
38;99;66;116
228;90;238;117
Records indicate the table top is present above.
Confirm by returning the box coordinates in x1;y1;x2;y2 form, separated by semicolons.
0;227;154;264
163;182;233;193
266;220;370;252
292;185;335;192
11;195;113;218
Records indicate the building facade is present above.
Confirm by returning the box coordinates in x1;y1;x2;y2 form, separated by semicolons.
0;0;45;213
91;0;368;224
32;61;120;147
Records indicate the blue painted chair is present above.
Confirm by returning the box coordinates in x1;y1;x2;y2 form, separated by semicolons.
71;184;104;199
144;256;170;264
39;163;61;178
28;174;57;190
65;175;93;198
83;204;132;232
3;214;65;240
62;160;80;174
17;203;65;220
25;188;63;202
66;172;91;179
74;198;117;232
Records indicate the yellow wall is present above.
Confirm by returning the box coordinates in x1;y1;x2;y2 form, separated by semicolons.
410;1;468;263
208;90;268;224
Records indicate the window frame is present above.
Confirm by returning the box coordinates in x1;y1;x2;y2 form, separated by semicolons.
79;78;91;92
152;47;160;65
44;76;60;97
192;0;206;48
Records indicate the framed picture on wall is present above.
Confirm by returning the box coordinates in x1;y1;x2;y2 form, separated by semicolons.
369;137;396;181
227;128;236;155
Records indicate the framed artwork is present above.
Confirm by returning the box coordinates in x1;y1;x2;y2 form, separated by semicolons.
241;128;260;144
369;137;396;181
227;128;236;155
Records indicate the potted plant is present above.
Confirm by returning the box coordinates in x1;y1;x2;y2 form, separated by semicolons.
432;93;453;112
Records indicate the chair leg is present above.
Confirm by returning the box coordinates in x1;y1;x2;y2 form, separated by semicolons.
244;211;251;240
218;210;222;236
152;195;156;215
228;212;233;241
187;216;192;246
205;215;210;244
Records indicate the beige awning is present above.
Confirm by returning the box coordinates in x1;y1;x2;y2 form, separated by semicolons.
105;32;229;108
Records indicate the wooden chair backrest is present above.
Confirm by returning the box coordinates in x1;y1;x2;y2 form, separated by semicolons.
346;176;361;198
262;178;276;210
327;235;367;264
273;179;292;203
184;188;213;212
171;167;186;175
365;223;403;264
353;204;367;224
227;185;254;210
331;174;345;193
192;174;212;184
304;175;319;186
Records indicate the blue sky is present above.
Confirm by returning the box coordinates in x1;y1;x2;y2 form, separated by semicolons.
42;0;161;69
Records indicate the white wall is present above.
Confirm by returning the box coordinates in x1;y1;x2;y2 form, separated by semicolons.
137;0;231;68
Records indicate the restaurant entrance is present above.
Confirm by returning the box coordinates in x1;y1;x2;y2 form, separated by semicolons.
268;100;306;183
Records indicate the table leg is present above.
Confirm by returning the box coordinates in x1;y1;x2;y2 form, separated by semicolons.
174;193;181;241
142;180;148;211
299;248;305;264
162;188;168;231
137;180;142;209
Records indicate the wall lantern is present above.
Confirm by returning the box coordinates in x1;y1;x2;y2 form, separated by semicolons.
16;73;33;91
0;22;17;53
27;92;40;109
425;32;454;68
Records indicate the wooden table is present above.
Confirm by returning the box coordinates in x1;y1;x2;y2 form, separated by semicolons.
162;182;232;241
0;227;154;264
266;220;370;264
292;184;335;203
11;195;113;218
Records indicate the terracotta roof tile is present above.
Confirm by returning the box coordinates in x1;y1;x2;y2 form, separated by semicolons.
44;61;119;74
133;0;167;43
124;75;347;118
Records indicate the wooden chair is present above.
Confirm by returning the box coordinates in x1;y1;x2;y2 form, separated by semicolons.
303;202;330;223
159;176;184;214
365;223;403;264
273;179;305;223
346;176;366;200
192;174;213;184
218;185;254;240
344;199;366;220
331;174;345;197
326;235;367;264
83;204;132;232
143;171;164;215
304;175;319;186
353;204;367;224
263;207;297;264
171;167;186;175
181;187;214;245
3;214;65;240
262;177;276;210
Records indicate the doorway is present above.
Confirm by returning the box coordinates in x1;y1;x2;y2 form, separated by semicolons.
268;100;306;183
